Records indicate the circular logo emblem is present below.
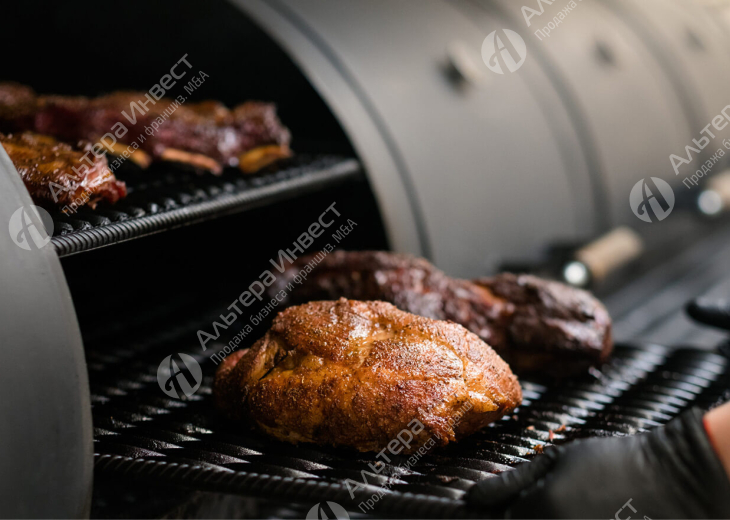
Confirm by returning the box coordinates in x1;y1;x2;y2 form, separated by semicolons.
157;353;202;398
8;205;53;250
630;177;675;223
482;29;527;74
306;502;349;520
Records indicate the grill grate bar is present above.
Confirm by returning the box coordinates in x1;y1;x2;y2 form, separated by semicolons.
89;339;730;517
50;156;362;257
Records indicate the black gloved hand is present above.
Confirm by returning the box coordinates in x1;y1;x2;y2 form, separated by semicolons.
687;298;730;331
467;408;730;519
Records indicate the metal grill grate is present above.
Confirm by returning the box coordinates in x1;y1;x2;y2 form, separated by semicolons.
89;337;730;518
49;155;362;257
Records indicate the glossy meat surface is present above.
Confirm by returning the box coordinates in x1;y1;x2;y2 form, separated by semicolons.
273;251;613;377
0;131;126;209
0;83;291;171
474;273;613;375
214;298;522;452
0;82;36;130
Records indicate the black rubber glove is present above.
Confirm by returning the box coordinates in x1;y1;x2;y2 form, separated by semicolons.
686;298;730;331
467;408;730;519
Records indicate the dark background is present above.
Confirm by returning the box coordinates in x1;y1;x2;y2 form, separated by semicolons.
2;0;353;155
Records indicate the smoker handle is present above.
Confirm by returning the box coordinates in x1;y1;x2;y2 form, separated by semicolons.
687;298;730;331
0;146;93;518
444;40;490;88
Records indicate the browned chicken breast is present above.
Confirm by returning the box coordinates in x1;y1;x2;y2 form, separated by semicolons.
272;251;613;377
214;298;522;453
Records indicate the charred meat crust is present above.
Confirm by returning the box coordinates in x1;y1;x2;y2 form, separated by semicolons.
473;273;613;374
214;298;522;453
271;251;613;377
0;82;291;172
0;131;126;209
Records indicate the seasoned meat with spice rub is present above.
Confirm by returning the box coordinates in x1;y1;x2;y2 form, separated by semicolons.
214;298;522;453
1;131;126;209
272;251;613;377
0;82;292;173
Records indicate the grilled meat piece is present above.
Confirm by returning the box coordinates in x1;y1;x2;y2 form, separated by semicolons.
0;132;126;209
214;298;522;452
0;83;292;173
272;251;613;377
0;82;36;131
473;273;612;375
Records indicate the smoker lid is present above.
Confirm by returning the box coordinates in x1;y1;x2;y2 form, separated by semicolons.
0;146;93;518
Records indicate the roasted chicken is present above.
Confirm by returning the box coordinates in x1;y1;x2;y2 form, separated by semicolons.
272;251;613;377
0;82;291;173
214;298;522;453
0;131;126;210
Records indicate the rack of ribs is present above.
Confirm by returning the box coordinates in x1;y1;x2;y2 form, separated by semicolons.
0;82;291;174
272;250;613;378
0;131;126;211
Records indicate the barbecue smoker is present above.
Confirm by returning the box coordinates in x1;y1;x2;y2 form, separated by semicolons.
2;0;730;518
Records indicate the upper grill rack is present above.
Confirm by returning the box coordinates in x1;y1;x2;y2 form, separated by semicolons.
89;339;730;518
49;155;362;257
